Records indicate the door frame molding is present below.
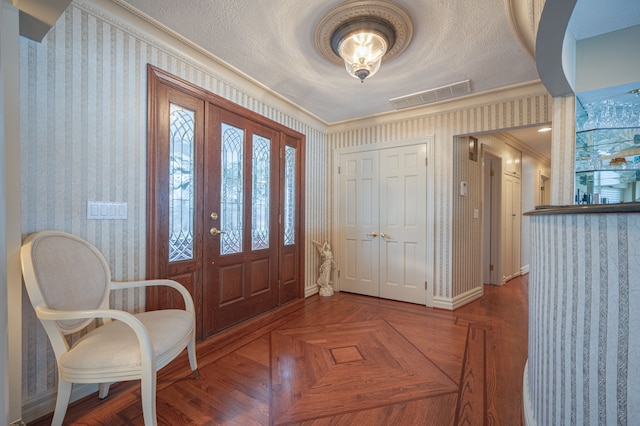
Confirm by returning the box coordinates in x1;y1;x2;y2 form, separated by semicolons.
331;136;435;307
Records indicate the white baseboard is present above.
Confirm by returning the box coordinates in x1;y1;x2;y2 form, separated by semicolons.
520;264;530;274
304;284;319;298
433;286;483;310
22;383;98;424
522;360;536;426
503;269;524;284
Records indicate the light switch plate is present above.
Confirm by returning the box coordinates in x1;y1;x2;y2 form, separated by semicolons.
87;201;127;220
459;181;468;196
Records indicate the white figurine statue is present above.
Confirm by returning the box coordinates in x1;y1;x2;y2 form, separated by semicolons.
312;240;335;296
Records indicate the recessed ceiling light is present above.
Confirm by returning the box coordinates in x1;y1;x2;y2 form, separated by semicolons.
537;127;552;133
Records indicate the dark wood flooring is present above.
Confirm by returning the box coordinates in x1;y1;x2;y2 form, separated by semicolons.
30;275;528;425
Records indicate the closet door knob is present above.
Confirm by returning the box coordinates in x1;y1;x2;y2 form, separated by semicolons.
366;232;378;237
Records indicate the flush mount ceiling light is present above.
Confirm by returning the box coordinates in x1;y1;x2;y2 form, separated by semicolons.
315;0;413;83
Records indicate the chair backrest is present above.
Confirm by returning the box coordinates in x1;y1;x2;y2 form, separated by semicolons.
21;230;112;335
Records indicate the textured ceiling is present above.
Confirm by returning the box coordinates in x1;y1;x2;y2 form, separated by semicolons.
116;0;540;124
115;0;640;157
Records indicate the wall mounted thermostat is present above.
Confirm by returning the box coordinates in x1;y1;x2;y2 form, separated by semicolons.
460;181;468;196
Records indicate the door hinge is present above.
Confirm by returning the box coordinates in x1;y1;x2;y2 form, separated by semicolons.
338;166;341;174
490;264;494;272
490;170;495;177
424;281;428;290
338;270;341;278
425;157;428;166
279;214;282;224
280;147;283;159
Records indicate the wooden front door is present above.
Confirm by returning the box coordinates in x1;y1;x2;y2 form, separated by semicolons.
146;66;304;340
202;108;280;335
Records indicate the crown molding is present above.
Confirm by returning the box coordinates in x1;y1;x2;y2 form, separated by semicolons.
327;80;551;132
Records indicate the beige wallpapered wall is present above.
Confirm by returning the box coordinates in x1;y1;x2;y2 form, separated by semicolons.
551;94;577;204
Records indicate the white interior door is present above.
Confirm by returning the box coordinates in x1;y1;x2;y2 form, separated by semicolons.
338;150;380;296
378;145;427;304
502;174;521;281
338;144;427;304
482;152;501;285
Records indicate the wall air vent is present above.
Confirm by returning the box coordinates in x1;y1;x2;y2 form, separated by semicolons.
389;80;472;109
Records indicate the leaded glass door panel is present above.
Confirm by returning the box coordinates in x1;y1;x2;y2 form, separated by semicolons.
203;108;280;336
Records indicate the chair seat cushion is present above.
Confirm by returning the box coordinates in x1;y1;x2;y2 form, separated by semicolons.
59;309;193;378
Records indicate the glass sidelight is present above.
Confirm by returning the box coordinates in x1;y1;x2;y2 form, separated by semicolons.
168;103;195;262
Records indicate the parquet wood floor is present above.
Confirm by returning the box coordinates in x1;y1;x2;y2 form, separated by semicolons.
29;275;528;425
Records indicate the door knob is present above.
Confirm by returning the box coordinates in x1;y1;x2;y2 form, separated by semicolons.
380;232;392;240
210;227;226;236
210;212;218;220
366;232;379;237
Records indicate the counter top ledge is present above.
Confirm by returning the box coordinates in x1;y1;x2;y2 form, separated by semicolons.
524;202;640;215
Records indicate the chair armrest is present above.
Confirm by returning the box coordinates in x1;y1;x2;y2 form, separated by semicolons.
110;279;195;314
36;306;139;323
36;306;155;364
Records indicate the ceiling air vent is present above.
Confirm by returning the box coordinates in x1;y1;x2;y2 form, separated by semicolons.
389;80;471;109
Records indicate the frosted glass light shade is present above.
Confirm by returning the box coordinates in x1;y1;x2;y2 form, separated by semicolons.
338;31;388;82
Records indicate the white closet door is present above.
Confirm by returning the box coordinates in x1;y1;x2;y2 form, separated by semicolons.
338;150;380;296
503;174;521;281
378;145;427;304
337;144;427;304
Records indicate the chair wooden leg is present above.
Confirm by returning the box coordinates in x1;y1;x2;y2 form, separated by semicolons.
51;379;72;426
141;369;157;426
187;332;199;379
98;382;111;399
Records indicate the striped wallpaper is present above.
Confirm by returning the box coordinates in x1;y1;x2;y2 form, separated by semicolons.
550;94;576;205
451;136;483;305
19;1;328;408
527;211;639;425
328;92;552;304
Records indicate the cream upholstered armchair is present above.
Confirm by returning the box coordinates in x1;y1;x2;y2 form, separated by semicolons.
20;230;199;426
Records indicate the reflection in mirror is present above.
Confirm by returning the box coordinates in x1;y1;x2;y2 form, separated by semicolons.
575;81;640;204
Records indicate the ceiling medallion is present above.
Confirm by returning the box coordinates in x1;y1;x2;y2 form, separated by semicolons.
314;0;413;82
